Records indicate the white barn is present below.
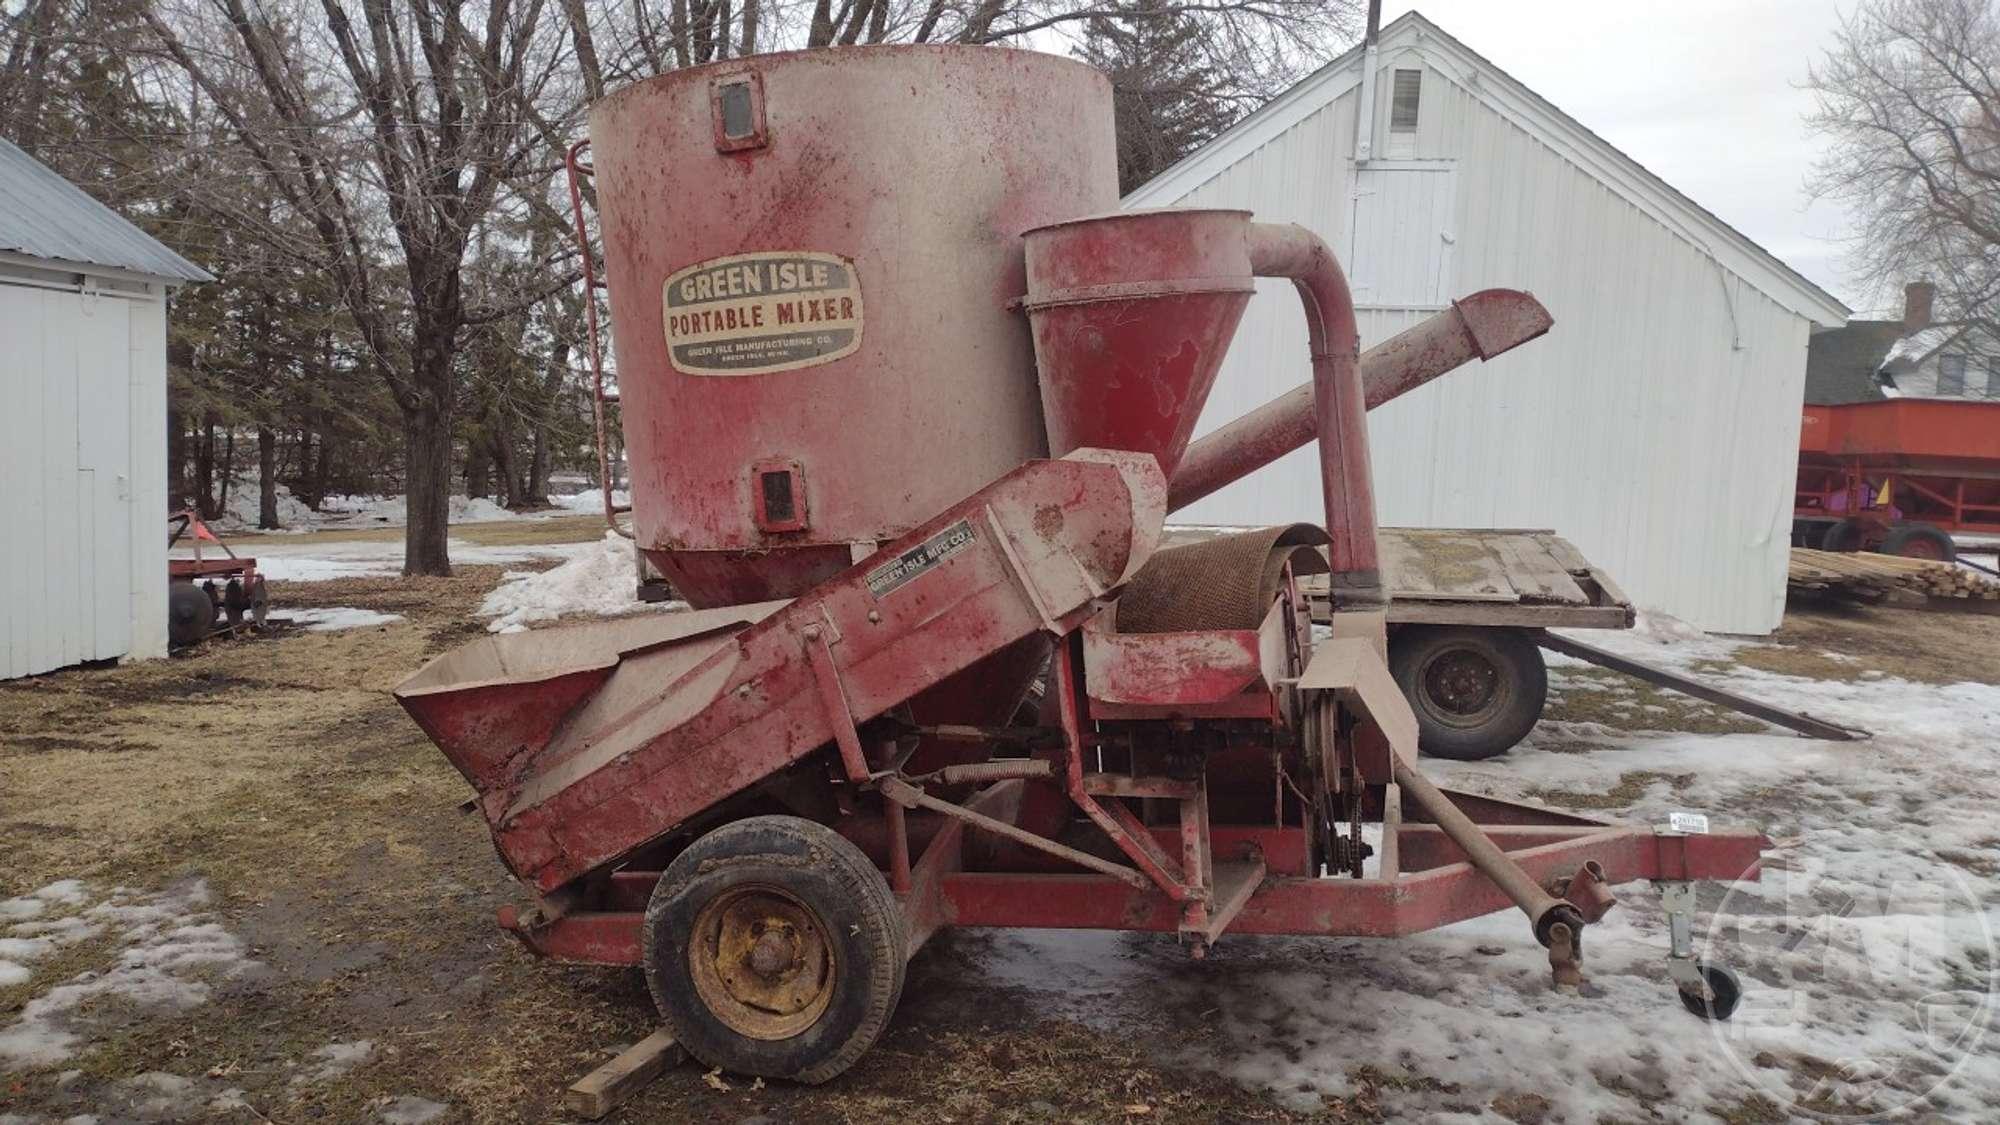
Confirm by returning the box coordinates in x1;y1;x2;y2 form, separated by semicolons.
1;139;211;679
1126;12;1848;633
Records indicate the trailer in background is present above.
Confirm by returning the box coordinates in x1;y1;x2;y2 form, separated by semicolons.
1794;397;2000;561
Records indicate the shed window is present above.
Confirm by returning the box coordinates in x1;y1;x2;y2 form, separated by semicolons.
1939;352;1967;396
1986;362;2000;399
1390;70;1422;132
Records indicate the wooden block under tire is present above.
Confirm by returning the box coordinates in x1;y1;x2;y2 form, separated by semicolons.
565;1028;685;1120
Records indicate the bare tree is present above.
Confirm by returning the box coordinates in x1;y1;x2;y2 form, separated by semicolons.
564;0;1354;100
143;0;581;574
1808;0;2000;333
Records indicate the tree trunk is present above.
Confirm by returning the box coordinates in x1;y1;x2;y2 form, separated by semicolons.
465;442;492;500
403;407;454;576
196;412;218;519
257;427;279;529
491;428;522;510
167;407;187;512
216;429;236;519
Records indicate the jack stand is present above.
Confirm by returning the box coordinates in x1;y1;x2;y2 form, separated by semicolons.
1659;881;1742;1021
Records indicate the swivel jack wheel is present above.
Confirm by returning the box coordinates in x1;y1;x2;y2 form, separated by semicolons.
1659;881;1741;1021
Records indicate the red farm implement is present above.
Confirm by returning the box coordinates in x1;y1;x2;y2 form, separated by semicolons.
167;511;268;648
1795;397;2000;561
396;45;1769;1088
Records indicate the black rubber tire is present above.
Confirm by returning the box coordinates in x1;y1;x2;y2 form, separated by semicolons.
1677;961;1743;1021
1880;522;1956;562
167;583;214;648
223;579;248;628
1388;626;1547;761
1820;517;1867;552
642;815;905;1084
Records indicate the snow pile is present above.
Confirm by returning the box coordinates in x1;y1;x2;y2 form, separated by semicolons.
478;532;684;633
974;620;2000;1121
281;607;404;633
212;479;318;533
0;880;257;1069
554;488;629;514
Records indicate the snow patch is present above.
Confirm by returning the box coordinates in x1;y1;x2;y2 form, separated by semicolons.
378;1095;449;1124
281;607;405;633
293;1039;375;1085
0;881;256;1069
479;531;686;633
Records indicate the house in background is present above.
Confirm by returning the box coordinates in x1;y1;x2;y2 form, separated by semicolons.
1;138;212;679
1123;11;1848;634
1880;324;2000;401
1802;282;1933;406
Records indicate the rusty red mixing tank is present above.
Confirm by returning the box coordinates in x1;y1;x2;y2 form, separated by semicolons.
589;46;1119;607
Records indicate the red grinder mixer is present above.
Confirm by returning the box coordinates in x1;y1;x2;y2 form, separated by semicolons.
398;45;1767;1085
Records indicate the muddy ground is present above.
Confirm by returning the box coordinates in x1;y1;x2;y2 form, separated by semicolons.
1;561;1994;1123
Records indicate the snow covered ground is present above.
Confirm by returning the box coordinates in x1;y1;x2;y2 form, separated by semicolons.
172;534;588;583
205;483;627;534
972;616;2000;1122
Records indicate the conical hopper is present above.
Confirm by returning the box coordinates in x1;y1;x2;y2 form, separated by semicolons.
1023;209;1254;477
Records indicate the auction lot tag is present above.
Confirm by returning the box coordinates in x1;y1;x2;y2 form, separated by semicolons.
1667;811;1711;835
661;251;863;376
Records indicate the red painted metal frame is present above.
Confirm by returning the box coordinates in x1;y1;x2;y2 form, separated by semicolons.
1169;289;1552;514
498;811;1766;964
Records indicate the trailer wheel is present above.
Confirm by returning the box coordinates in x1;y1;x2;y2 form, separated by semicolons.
1388;626;1547;761
1880;522;1955;562
1820;517;1866;552
642;815;905;1084
168;583;213;648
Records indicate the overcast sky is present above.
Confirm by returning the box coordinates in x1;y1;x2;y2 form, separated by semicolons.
1381;0;1875;315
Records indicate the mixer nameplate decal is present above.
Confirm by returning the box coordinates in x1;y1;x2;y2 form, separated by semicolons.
661;251;864;376
866;519;977;599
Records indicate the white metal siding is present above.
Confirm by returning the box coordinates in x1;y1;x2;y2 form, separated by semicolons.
2;278;166;678
1149;58;1816;634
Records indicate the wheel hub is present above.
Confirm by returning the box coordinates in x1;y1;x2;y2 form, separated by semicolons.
688;885;835;1040
1422;649;1500;719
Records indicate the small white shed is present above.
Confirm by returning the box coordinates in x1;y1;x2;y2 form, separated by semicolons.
1;139;211;679
1125;12;1849;633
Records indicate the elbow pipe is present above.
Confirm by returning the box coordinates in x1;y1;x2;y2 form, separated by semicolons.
1167;288;1553;516
1245;223;1380;605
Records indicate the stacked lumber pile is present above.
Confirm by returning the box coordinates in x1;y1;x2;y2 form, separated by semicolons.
1789;548;2000;608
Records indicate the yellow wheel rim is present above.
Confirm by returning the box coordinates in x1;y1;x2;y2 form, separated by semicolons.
687;884;836;1040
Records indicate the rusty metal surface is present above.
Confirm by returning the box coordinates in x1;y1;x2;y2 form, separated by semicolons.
1023;209;1253;478
1113;523;1326;633
589;47;1117;607
1168;289;1553;514
478;450;1166;893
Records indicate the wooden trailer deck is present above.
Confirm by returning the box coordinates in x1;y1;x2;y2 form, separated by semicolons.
1165;528;1634;629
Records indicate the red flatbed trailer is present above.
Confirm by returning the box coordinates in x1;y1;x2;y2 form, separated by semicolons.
1795;398;2000;559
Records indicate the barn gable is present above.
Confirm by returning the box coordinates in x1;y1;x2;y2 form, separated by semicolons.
1124;12;1848;634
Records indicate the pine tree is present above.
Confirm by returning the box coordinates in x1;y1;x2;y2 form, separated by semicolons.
1081;0;1244;194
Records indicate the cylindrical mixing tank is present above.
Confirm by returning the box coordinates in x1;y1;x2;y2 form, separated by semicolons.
589;47;1119;607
